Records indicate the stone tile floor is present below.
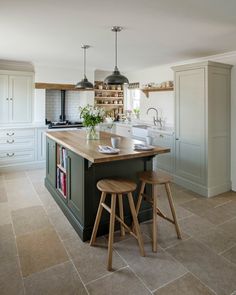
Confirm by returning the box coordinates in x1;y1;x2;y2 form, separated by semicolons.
0;168;236;295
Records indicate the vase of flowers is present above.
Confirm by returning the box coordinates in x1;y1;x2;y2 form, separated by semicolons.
79;105;105;140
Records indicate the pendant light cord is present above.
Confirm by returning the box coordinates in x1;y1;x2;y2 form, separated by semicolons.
84;47;86;78
115;29;118;69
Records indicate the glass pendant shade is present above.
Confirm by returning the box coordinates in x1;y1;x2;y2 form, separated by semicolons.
75;45;93;89
104;26;129;85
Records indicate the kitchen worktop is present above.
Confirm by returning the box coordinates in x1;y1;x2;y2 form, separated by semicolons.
46;129;170;164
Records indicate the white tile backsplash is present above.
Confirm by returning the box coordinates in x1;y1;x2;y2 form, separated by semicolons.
46;90;81;122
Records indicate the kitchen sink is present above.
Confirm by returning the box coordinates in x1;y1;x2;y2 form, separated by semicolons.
132;124;149;129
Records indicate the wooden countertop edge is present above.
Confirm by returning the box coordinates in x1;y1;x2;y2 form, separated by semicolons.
46;132;170;164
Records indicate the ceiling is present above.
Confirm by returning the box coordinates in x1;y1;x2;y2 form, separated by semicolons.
1;0;236;71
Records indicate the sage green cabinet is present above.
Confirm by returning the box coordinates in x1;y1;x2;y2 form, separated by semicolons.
46;138;56;186
67;150;84;223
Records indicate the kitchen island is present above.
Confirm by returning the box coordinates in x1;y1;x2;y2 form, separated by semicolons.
45;130;170;241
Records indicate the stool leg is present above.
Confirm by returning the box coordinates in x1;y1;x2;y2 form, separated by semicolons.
152;184;158;252
136;181;146;214
107;194;117;271
118;194;125;237
128;192;145;257
90;192;106;246
132;181;145;233
165;183;182;239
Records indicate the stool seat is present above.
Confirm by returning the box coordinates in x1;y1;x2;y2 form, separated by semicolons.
139;171;171;185
97;178;137;194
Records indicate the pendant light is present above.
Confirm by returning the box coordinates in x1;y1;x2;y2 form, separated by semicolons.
104;26;129;85
75;45;93;89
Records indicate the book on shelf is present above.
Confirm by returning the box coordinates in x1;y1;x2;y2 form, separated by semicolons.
57;168;67;198
59;147;67;169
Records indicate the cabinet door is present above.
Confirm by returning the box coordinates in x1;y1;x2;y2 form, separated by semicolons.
116;125;132;137
9;75;32;123
175;68;206;184
67;150;84;222
37;128;46;161
0;75;9;123
152;133;173;173
46;138;56;186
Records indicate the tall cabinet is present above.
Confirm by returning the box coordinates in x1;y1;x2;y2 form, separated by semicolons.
172;61;232;197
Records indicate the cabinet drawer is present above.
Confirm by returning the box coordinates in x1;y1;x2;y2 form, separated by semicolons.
0;137;34;151
0;128;35;138
0;150;35;166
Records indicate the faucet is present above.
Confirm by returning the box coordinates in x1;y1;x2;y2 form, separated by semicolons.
146;107;163;128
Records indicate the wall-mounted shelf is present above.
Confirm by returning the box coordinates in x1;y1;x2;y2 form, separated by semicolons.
141;87;174;98
95;89;123;93
35;82;94;91
96;104;123;107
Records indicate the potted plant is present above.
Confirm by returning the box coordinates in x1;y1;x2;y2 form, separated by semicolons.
79;105;105;139
133;108;140;119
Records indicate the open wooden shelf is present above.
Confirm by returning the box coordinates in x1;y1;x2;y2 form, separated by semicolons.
94;89;123;93
95;96;123;100
35;82;94;91
96;104;123;107
141;87;174;97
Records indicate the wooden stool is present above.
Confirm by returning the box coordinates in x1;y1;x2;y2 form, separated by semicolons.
90;178;145;271
136;171;181;252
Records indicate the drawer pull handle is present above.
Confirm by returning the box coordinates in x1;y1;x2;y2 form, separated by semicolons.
159;134;164;138
7;140;14;144
6;132;14;136
7;153;15;157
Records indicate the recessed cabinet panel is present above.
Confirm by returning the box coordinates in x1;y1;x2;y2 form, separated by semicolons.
176;141;203;183
9;75;32;123
67;150;84;223
0;75;9;123
46;138;56;186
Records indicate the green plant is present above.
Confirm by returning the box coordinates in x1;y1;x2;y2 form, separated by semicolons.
133;108;140;115
79;105;105;127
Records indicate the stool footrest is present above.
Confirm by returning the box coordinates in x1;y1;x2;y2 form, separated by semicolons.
101;202;138;240
142;196;175;225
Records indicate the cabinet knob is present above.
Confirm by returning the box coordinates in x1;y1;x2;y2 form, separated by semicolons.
159;134;164;138
176;138;179;140
7;139;14;144
7;152;15;157
6;98;9;100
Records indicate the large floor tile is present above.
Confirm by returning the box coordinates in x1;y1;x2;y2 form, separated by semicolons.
4;171;27;180
64;236;126;284
38;191;59;213
115;235;187;291
17;227;68;277
0;202;11;225
218;217;236;235
196;227;236;254
196;202;236;225
26;168;45;182
86;267;151;295
49;209;79;241
24;261;87;295
32;180;48;195
153;272;215;295
221;245;236;265
0;224;17;264
178;214;215;237
12;205;51;236
166;238;236;295
0;184;7;202
0;259;24;295
140;218;190;249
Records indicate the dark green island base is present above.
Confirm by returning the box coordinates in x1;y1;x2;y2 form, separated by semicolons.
45;138;153;241
45;131;170;241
